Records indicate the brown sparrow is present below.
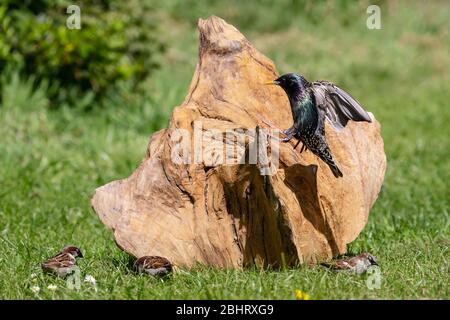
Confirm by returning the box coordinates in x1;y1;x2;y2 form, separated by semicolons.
134;256;172;277
41;245;83;277
322;252;378;274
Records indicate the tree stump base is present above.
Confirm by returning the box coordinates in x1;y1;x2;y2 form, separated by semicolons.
91;16;386;268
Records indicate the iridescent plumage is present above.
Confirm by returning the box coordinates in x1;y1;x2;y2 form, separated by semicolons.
267;73;372;177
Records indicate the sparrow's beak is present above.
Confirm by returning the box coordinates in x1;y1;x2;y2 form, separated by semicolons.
264;80;279;86
78;251;84;258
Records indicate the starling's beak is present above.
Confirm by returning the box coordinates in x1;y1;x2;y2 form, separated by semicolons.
264;80;279;86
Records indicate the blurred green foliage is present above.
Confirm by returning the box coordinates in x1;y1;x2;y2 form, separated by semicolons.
155;0;388;32
0;0;449;299
0;0;165;104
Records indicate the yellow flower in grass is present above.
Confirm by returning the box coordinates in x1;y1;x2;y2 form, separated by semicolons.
295;289;311;300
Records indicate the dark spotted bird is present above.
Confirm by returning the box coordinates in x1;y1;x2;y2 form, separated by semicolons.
41;245;83;277
265;73;372;177
134;256;173;277
321;252;379;274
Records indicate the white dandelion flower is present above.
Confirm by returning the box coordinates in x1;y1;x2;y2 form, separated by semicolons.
31;285;40;293
47;284;58;291
84;274;96;286
30;273;37;278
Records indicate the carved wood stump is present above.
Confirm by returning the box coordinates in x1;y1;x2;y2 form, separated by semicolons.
91;16;386;268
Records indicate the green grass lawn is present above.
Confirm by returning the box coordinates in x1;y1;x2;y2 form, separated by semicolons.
0;1;449;299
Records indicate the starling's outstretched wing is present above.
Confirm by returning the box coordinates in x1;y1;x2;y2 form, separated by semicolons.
311;81;372;131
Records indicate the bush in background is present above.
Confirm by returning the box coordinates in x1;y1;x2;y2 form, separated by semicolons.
0;0;165;105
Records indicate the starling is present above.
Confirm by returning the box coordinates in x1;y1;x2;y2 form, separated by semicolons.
134;256;173;277
321;252;379;274
266;73;372;177
41;245;83;277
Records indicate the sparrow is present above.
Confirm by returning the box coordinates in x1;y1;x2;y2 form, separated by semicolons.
266;73;372;177
41;245;83;277
321;252;379;274
134;256;173;277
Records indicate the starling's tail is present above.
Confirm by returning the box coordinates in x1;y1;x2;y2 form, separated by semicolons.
306;135;344;178
315;146;343;178
329;162;343;178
